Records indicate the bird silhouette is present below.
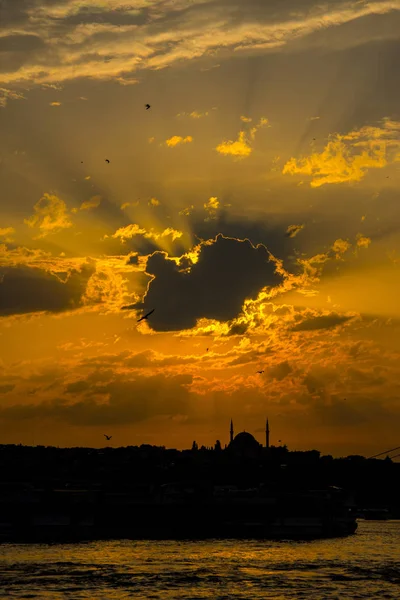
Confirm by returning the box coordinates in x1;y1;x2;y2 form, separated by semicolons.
145;104;151;110
105;159;110;163
206;348;209;352
256;370;264;374
104;434;112;441
137;308;155;323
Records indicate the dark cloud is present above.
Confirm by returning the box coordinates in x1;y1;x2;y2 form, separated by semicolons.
0;33;44;52
130;234;282;331
0;263;94;317
0;28;47;73
312;396;390;428
269;361;292;380
126;253;139;265
65;380;90;394
190;213;298;269
60;6;150;27
0;374;193;426
226;322;250;336
0;384;15;394
302;367;338;396
292;314;353;332
346;366;386;387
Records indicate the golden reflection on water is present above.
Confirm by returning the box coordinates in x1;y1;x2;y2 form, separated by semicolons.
0;522;399;599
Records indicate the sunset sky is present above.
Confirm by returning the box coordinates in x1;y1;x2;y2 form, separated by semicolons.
1;0;400;457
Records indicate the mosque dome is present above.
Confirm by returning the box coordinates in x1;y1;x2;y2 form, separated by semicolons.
229;431;261;457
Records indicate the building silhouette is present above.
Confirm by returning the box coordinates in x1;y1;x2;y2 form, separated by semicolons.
228;418;270;459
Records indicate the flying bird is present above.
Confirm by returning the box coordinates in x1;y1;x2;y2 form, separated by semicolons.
105;159;110;163
145;104;151;110
256;370;264;374
137;308;155;323
104;434;112;441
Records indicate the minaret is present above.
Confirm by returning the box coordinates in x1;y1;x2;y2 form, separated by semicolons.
230;419;234;443
266;418;270;449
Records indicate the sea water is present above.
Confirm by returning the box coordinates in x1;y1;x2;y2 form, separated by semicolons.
0;521;399;599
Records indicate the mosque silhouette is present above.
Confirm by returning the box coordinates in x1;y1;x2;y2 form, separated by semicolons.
227;418;270;458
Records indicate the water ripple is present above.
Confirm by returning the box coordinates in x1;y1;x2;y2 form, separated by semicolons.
1;522;399;599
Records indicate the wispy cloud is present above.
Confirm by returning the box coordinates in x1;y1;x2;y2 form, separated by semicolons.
179;205;195;216
121;201;139;210
0;87;25;108
72;196;101;213
285;224;304;238
24;194;72;238
177;111;209;119
204;196;220;220
109;223;183;243
2;1;398;88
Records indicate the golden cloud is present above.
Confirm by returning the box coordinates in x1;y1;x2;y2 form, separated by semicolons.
0;87;25;108
216;118;269;159
82;267;133;313
332;238;351;259
249;117;269;140
179;205;195;216
176;111;209;119
110;223;183;243
165;135;193;147
0;227;15;240
80;196;101;211
149;198;161;206
190;111;208;119
0;243;79;275
24;193;72;238
356;234;371;248
49;101;61;106
2;1;399;89
115;76;139;86
121;201;139;210
283;119;400;186
216;131;252;158
240;116;252;123
204;196;220;220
